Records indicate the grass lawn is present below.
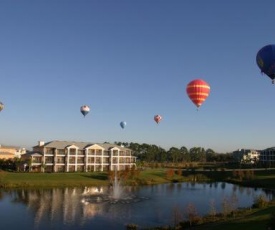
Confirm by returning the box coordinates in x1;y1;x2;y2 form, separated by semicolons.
2;168;275;189
0;172;110;188
137;168;171;183
0;168;184;188
193;204;275;230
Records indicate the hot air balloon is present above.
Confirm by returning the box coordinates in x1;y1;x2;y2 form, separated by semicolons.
120;121;127;129
256;44;275;84
0;102;3;112
186;79;210;109
154;115;162;124
80;105;90;117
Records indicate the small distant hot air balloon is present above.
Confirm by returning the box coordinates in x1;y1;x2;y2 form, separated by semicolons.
154;115;162;124
186;79;210;109
120;121;127;129
80;105;90;117
0;102;4;112
256;44;275;84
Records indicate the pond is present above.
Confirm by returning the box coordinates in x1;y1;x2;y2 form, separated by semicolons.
0;182;272;229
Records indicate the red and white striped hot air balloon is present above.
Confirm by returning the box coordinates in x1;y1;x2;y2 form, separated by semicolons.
186;79;210;109
154;115;162;124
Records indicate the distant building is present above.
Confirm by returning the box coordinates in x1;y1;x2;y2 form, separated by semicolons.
232;149;260;164
259;147;275;167
21;140;136;172
0;145;26;159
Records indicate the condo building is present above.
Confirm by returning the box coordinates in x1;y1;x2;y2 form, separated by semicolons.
21;140;136;172
259;147;275;167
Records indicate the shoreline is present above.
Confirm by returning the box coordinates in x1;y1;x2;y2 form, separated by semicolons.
1;168;275;190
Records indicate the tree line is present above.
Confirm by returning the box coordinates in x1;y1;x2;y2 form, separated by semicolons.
114;142;233;163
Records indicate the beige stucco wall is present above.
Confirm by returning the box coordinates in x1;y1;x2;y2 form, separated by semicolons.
0;147;16;159
0;152;15;159
0;147;17;154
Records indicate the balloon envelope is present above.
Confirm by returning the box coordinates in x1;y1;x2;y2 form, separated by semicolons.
256;44;275;82
80;105;90;117
120;121;127;129
186;79;210;108
154;115;162;124
0;102;3;112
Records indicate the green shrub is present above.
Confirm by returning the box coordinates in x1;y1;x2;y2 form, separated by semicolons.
253;195;269;208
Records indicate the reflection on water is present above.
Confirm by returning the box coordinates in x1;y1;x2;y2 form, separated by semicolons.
0;183;273;230
81;186;148;205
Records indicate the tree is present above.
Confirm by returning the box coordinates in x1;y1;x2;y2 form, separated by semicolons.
27;158;33;172
167;147;181;163
185;203;200;226
14;157;22;172
208;199;216;221
206;148;216;162
180;146;190;162
189;147;206;162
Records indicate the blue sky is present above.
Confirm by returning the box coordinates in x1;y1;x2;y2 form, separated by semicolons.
0;0;275;153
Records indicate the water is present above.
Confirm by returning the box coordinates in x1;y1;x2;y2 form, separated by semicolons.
0;182;273;230
81;169;143;205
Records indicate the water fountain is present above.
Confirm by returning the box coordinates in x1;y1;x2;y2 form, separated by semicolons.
110;167;124;200
81;168;147;205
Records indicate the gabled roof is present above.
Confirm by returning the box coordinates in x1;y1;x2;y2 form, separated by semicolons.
262;147;275;151
0;145;21;149
33;140;131;151
100;143;129;151
22;151;43;157
85;144;105;149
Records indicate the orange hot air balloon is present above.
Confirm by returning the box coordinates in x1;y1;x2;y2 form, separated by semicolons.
186;79;210;109
154;115;162;124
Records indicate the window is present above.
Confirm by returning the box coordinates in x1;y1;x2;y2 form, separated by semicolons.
46;148;54;154
88;149;95;154
95;157;101;164
57;157;65;163
112;157;118;163
77;157;84;163
45;157;53;163
69;149;76;155
78;150;84;155
57;166;65;172
96;149;102;155
69;157;75;163
31;157;40;163
57;149;65;155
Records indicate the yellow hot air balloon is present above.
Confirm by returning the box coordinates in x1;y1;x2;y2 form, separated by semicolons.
0;102;4;112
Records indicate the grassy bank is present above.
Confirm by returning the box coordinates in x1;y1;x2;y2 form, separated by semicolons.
192;204;275;230
1;168;275;189
182;168;275;189
0;171;110;188
146;202;275;230
0;168;173;188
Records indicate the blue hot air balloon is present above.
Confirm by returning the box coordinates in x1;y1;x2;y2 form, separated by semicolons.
80;105;90;117
256;44;275;84
120;121;126;129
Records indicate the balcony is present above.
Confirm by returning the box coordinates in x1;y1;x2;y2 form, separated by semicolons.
45;157;54;163
56;159;65;164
